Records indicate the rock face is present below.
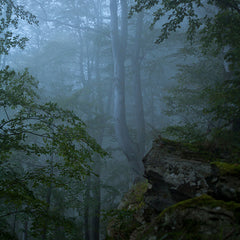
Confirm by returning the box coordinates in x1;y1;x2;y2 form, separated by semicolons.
143;138;240;214
135;194;240;240
106;137;240;240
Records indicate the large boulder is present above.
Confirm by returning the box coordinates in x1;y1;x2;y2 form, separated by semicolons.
106;137;240;240
134;195;240;240
143;137;240;213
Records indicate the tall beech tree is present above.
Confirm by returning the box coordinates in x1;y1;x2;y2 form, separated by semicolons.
110;0;145;176
131;11;145;162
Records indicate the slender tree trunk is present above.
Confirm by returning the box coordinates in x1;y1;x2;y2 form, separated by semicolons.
110;0;144;176
132;11;145;160
42;185;52;240
42;154;53;240
91;6;103;237
92;166;101;240
24;220;28;240
84;177;91;240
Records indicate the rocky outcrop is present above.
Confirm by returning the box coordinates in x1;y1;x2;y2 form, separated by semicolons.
106;137;240;240
143;137;240;214
134;194;240;240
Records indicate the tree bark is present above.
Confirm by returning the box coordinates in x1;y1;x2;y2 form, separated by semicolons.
132;11;145;160
24;220;28;240
92;166;101;240
84;176;91;240
110;0;144;176
42;153;53;240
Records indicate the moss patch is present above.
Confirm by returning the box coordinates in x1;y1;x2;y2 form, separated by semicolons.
119;180;148;211
136;195;240;240
211;161;240;177
158;194;240;217
154;136;240;163
106;209;140;240
154;137;221;162
106;181;148;239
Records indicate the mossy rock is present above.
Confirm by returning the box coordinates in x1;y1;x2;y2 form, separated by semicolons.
106;181;148;240
153;137;220;162
106;209;140;240
158;194;240;218
211;161;240;177
135;195;240;240
118;180;148;211
154;136;240;163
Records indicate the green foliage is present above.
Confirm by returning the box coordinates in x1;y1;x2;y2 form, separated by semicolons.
0;67;107;238
0;2;107;239
0;0;38;54
131;0;240;59
162;53;224;138
132;1;240;153
162;124;205;142
162;54;240;158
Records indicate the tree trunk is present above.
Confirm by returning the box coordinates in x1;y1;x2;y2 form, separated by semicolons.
84;176;91;240
92;167;101;240
110;0;144;176
42;185;52;240
42;154;53;240
24;220;28;240
132;11;145;160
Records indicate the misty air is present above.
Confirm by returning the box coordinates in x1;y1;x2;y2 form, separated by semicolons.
0;0;240;239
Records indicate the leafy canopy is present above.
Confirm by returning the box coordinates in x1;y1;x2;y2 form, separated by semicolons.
0;1;107;239
131;0;240;155
130;0;240;71
0;0;38;54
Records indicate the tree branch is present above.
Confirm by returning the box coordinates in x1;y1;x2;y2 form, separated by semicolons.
0;210;25;218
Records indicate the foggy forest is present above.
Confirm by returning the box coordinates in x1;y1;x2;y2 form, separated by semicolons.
1;0;240;239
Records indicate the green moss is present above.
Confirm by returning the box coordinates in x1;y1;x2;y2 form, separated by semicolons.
132;180;148;202
158;194;240;217
107;209;140;240
211;161;240;176
136;195;240;240
154;137;220;162
164;230;228;240
155;136;240;163
106;181;148;239
120;180;148;211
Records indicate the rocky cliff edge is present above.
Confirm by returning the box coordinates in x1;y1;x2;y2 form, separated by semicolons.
106;137;240;240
